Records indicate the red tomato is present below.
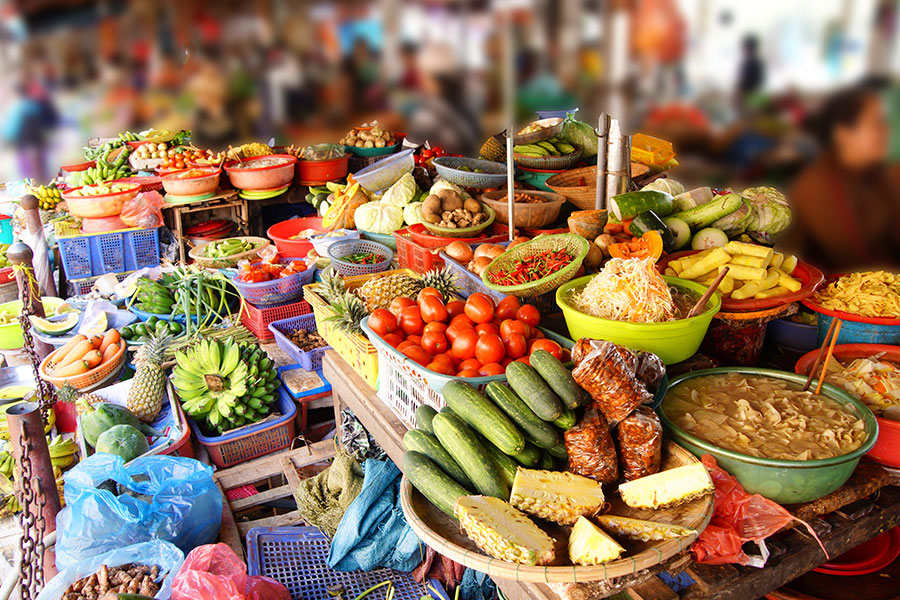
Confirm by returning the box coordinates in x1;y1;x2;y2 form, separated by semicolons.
500;319;531;340
457;358;482;372
530;338;562;359
399;306;424;336
419;295;448;323
475;323;500;337
421;331;449;355
446;321;472;343
446;300;466;319
531;329;544;339
495;296;521;320
516;304;540;327
417;287;443;303
457;368;481;378
479;363;505;376
382;332;404;348
450;314;475;329
464;293;495;324
426;361;453;375
450;329;479;361
500;357;514;367
475;333;505;365
397;340;416;353
402;345;431;366
367;309;398;337
405;334;422;347
432;353;455;367
390;297;417;318
504;333;527;359
515;356;531;366
423;321;448;336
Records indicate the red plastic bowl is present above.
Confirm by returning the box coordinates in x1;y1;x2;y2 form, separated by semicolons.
813;527;900;576
296;155;350;186
224;154;297;190
795;343;900;468
267;217;326;257
60;160;96;173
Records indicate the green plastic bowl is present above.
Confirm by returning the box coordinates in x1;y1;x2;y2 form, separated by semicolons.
659;367;879;504
0;297;65;350
555;275;720;364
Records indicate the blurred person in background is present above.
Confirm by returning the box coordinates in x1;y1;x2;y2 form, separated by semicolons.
1;73;58;182
187;48;235;148
736;35;765;112
405;43;481;155
786;85;900;272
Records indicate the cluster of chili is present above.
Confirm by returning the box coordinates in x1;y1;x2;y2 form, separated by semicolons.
343;252;385;265
487;249;573;285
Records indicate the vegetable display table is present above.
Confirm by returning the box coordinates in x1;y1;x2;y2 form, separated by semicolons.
322;350;900;600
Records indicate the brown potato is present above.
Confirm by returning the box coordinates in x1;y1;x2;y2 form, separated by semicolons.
464;198;482;214
439;190;464;212
422;194;442;217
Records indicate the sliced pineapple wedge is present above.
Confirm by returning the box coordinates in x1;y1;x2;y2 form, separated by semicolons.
595;515;696;542
617;463;713;510
510;468;605;525
455;495;556;566
568;516;625;566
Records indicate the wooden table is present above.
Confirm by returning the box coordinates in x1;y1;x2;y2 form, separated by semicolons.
161;189;249;262
323;351;900;600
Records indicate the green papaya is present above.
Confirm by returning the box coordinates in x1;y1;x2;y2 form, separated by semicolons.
80;403;160;447
94;425;149;462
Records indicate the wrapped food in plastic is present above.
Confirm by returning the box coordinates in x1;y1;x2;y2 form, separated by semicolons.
572;338;637;368
635;351;666;392
572;342;652;424
617;406;663;480
565;409;618;483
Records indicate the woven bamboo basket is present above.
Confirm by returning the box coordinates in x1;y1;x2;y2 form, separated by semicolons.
400;441;714;583
481;233;589;297
546;164;652;210
189;236;270;268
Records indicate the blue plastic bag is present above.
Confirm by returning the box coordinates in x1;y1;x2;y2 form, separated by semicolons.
327;459;421;572
56;454;221;571
38;539;184;600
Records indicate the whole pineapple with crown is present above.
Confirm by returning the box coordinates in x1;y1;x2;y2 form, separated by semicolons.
127;333;170;422
354;267;458;311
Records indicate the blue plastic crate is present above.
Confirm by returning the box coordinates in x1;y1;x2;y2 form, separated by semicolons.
268;313;330;371
247;526;425;600
58;227;160;279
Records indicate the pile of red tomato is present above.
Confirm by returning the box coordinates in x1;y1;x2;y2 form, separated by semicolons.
414;145;461;167
367;289;567;377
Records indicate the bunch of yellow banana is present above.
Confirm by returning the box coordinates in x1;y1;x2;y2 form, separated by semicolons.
48;436;79;470
29;183;63;210
0;437;75;516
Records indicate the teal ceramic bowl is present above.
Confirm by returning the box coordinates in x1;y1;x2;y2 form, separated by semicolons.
659;367;878;504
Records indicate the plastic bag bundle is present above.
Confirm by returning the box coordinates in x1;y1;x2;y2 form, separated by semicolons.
121;190;164;228
617;405;663;480
572;341;653;424
564;409;619;483
171;543;290;600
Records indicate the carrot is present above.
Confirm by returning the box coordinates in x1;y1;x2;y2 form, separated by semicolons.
88;335;103;350
52;335;87;365
83;350;103;368
98;329;121;354
56;339;94;369
101;343;120;363
54;360;89;378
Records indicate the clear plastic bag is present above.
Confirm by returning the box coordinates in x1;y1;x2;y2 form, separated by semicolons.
38;539;184;600
171;543;290;600
120;190;164;228
571;340;652;424
564;409;619;483
617;405;663;480
55;454;221;571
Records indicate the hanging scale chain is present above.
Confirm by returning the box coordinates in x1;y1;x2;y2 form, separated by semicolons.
16;429;47;600
17;270;57;423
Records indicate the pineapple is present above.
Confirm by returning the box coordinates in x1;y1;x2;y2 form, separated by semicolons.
595;515;696;542
318;267;347;304
568;516;625;565
127;334;170;422
355;272;423;311
454;496;556;566
618;463;714;510
326;293;368;335
421;267;459;300
510;468;605;525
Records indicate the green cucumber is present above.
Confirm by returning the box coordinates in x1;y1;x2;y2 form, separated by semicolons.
553;408;577;430
403;451;470;517
691;227;728;250
432;413;508;499
403;429;473;491
484;382;559;449
441;380;525;455
511;441;542;467
538;452;554;470
505;362;563;422
609;190;674;221
663;217;692;250
630;211;676;252
528;351;588;410
480;437;519;489
415;405;438;434
670;192;743;230
547;440;568;459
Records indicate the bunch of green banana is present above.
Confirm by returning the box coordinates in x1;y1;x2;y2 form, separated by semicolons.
173;338;279;436
0;243;9;268
118;131;142;142
83;136;124;161
202;238;261;259
514;137;576;157
81;144;133;185
29;183;63;210
132;276;177;315
0;451;13;479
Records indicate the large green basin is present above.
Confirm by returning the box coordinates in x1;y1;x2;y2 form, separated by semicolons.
659;368;878;505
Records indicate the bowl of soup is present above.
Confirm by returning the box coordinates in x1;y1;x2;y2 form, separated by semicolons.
556;275;720;364
660;367;878;504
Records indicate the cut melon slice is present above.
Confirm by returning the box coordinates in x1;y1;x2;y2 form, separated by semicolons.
595;515;696;542
617;463;714;510
568;516;625;565
29;313;78;336
54;302;78;316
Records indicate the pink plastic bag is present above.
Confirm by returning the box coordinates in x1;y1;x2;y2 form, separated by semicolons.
691;455;825;566
171;543;290;600
121;190;164;228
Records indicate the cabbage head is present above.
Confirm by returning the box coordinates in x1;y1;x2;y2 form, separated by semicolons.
559;118;599;157
354;202;404;234
642;178;685;196
430;179;471;200
381;172;417;207
741;186;792;238
711;197;752;236
404;202;423;226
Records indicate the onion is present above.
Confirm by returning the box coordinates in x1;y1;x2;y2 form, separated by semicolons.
470;256;492;275
445;241;473;263
483;245;505;260
507;236;529;249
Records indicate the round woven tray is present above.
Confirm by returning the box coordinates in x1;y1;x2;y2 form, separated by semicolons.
480;190;565;229
514;144;582;170
189;236;270;268
400;441;713;583
423;204;496;239
432;157;509;189
481;233;589;297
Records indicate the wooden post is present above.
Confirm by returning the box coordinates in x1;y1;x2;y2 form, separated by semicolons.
8;242;54;359
19;194;57;298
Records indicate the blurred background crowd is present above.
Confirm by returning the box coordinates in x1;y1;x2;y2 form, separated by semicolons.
0;0;898;249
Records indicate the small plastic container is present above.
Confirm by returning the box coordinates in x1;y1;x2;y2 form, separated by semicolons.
57;227;160;279
327;240;393;277
393;223;511;273
231;259;315;307
240;299;312;340
351;149;414;193
268;313;330;371
631;133;676;166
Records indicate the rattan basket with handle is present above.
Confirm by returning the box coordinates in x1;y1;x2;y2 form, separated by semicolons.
481;233;589;297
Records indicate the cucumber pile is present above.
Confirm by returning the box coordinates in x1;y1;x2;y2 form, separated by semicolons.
513;138;577;157
403;350;589;517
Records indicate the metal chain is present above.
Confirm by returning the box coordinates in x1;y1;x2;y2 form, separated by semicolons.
17;272;57;423
16;429;46;599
